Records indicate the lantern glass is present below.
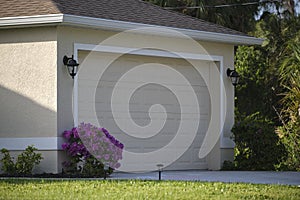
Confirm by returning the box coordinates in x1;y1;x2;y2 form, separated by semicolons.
67;65;74;75
227;68;240;86
64;55;79;79
231;76;239;86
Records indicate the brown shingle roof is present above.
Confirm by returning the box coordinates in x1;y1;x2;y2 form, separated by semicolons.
0;0;246;36
0;0;61;17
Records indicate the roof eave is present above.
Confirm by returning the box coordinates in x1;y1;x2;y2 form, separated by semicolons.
0;14;263;45
0;14;64;27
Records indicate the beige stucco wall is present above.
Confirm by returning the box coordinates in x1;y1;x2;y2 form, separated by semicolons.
0;27;57;138
56;26;115;135
0;27;60;173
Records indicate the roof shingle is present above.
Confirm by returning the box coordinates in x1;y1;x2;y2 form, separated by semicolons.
0;0;247;36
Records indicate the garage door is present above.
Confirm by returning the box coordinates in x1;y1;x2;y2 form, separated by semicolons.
77;50;211;171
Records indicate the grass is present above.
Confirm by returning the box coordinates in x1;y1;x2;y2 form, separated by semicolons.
0;179;299;200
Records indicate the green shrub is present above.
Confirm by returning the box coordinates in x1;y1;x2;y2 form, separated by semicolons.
0;149;15;174
221;160;237;170
0;145;43;175
231;112;286;170
15;146;43;175
276;119;300;171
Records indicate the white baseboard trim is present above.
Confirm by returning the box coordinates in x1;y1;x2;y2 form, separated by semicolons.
0;137;65;151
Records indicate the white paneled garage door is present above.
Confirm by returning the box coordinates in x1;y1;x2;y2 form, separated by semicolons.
77;50;212;171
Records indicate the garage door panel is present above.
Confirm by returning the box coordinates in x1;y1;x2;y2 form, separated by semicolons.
78;52;211;170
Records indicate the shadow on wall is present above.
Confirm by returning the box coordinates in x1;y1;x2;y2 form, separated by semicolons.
0;85;56;138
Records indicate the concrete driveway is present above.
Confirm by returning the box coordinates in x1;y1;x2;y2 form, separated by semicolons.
110;170;300;186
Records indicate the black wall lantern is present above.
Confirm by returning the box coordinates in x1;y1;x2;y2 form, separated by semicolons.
63;55;79;79
227;68;240;87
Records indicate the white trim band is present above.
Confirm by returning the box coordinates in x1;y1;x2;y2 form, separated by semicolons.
0;14;63;27
0;14;263;45
0;137;65;151
74;43;223;61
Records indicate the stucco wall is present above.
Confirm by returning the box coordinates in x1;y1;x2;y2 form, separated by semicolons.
57;26;115;136
0;27;57;138
0;27;59;173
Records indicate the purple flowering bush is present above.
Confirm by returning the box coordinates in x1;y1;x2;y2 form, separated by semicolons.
62;123;124;176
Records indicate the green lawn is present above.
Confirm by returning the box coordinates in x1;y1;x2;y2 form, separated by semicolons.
0;179;299;200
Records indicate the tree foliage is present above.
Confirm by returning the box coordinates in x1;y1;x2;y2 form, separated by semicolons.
144;0;260;33
235;14;300;121
235;13;300;170
276;29;300;170
235;45;278;120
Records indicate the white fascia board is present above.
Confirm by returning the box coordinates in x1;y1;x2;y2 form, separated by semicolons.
0;14;263;45
0;14;63;27
178;28;264;45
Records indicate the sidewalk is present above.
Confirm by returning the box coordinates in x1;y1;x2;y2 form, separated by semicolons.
110;170;300;186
